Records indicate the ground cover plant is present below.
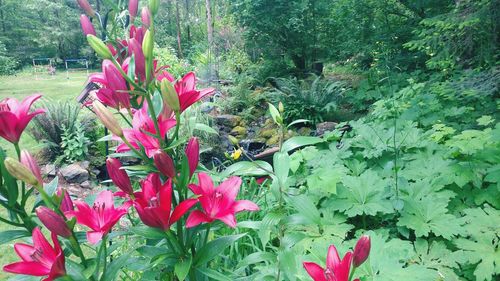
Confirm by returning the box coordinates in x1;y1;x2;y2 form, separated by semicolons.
0;0;498;281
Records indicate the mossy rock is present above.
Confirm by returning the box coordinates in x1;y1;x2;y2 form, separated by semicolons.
266;135;280;146
230;126;247;136
258;128;276;138
264;118;275;127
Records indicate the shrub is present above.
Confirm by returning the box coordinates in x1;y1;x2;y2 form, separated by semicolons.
274;75;347;124
29;100;95;161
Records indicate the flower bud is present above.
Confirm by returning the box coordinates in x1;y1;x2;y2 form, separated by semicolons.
353;235;371;267
185;138;199;178
149;0;160;15
87;35;113;60
141;7;151;29
106;158;133;195
36;206;72;238
77;0;95;17
20;150;43;187
278;102;284;113
160;79;180;112
153;150;176;178
129;0;139;22
4;157;39;187
92;101;123;137
142;29;154;60
80;15;96;36
57;188;74;213
228;135;239;146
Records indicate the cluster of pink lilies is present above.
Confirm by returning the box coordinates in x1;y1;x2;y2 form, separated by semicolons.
0;1;370;280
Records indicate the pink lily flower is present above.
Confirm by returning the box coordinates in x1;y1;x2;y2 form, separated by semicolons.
303;244;358;281
3;227;66;281
186;173;259;228
57;188;74;213
66;190;130;244
106;158;134;196
133;173;197;230
185;137;199;178
0;94;45;143
89;59;131;109
173;72;215;113
20;150;43;187
77;0;94;17
116;104;176;157
80;14;96;36
153;150;176;179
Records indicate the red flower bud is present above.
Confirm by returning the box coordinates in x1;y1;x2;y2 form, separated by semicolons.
141;7;151;29
80;15;96;36
153;151;176;179
129;0;138;21
36;206;72;238
77;0;95;17
106;158;134;195
185;137;199;178
57;188;74;213
20;150;43;187
353;235;371;267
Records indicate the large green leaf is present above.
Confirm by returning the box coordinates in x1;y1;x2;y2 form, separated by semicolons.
281;136;323;153
0;230;30;245
286;194;321;225
220;161;272;177
174;255;192;281
194;233;246;266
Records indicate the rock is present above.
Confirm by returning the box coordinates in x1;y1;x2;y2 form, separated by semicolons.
215;115;242;127
258;128;276;138
80;161;91;170
266;135;280;146
91;169;101;177
316;122;338;136
230;126;247;136
80;181;91;189
297;127;313;136
60;164;89;184
44;164;57;177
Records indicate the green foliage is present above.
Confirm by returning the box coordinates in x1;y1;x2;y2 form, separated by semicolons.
28;100;95;161
59;121;90;164
274;76;345;124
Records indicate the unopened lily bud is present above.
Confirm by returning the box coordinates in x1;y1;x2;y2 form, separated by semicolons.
228;135;239;146
36;206;72;238
353;235;371;267
106;158;133;195
278;102;284;113
185;138;199;178
80;15;96;36
153;151;176;178
57;188;74;213
92;101;123;137
160;79;180;112
149;0;160;15
4;157;39;187
20;150;43;187
141;7;151;29
142;29;154;60
129;0;138;22
87;35;113;59
77;0;95;17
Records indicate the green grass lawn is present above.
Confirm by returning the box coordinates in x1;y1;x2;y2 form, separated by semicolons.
0;71;91;279
0;70;91;157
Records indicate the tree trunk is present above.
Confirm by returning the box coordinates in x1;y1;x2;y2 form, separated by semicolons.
205;0;213;47
0;0;6;33
175;0;183;58
184;0;191;43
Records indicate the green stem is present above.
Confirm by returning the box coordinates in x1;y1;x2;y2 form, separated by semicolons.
145;94;164;147
102;236;108;280
172;111;181;144
118;111;133;128
0;215;24;227
69;235;88;267
13;142;21;160
203;224;211;246
165;230;183;254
